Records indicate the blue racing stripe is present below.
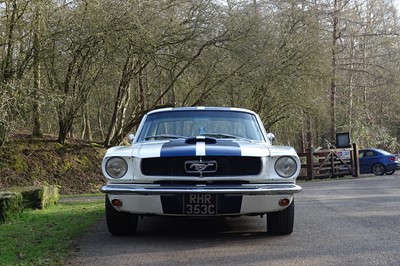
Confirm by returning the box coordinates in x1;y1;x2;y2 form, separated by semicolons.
205;140;241;156
160;140;196;157
160;140;241;157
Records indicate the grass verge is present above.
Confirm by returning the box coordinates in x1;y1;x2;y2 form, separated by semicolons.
0;197;104;265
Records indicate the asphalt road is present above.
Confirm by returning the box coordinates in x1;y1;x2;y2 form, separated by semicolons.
67;175;400;266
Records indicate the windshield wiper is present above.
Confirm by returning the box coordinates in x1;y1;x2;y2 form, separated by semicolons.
200;133;243;139
144;134;186;140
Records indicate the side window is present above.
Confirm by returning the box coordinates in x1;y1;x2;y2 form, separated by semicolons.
366;151;374;157
359;151;376;158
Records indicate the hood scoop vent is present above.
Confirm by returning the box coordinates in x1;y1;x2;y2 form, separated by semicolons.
185;136;217;144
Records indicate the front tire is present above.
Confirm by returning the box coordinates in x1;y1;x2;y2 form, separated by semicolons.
105;195;138;236
267;200;294;235
386;170;395;175
372;163;385;176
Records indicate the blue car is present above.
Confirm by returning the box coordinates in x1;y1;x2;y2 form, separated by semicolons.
359;148;400;175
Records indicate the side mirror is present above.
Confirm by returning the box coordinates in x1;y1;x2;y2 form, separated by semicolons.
128;134;135;144
266;133;275;144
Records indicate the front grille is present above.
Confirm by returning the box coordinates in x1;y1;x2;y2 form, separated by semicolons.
141;156;262;177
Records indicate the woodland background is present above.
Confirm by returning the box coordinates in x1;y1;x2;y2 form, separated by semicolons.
1;0;400;153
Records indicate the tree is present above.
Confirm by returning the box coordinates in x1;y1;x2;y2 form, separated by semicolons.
43;1;105;144
101;0;235;146
2;0;400;152
0;0;34;144
32;0;43;138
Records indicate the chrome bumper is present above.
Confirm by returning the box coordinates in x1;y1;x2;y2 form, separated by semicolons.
101;183;302;195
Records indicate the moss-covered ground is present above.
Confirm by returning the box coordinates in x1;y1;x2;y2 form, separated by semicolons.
0;134;106;195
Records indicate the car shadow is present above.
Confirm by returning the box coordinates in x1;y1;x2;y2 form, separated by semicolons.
132;216;273;241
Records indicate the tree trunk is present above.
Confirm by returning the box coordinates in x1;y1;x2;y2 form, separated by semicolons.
81;104;92;141
2;1;17;83
104;55;134;147
32;1;43;138
348;37;355;136
330;0;338;144
138;59;146;111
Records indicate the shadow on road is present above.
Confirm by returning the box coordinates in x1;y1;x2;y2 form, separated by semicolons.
133;216;270;239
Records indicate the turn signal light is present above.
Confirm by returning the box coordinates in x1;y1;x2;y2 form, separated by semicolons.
111;198;123;208
279;198;290;207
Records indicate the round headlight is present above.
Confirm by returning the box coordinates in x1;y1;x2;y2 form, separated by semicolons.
275;156;297;178
105;157;128;178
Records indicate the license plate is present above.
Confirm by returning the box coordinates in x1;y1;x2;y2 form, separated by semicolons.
183;194;217;215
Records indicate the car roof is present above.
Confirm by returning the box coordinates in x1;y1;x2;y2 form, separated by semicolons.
147;106;257;115
359;148;393;155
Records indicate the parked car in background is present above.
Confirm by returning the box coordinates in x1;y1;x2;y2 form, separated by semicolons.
359;148;400;175
101;107;302;236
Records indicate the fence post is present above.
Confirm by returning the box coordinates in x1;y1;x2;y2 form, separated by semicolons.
306;149;314;180
352;143;360;177
330;151;335;177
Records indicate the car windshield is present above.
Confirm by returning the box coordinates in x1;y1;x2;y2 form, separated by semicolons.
137;110;265;142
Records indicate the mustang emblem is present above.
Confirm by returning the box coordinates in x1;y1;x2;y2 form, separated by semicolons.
185;160;218;175
190;163;214;171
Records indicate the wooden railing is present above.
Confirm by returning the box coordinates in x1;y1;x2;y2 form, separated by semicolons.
297;144;360;180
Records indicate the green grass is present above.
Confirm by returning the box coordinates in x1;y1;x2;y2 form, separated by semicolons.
0;198;104;265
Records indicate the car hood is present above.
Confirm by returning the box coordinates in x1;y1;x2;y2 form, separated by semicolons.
105;139;297;159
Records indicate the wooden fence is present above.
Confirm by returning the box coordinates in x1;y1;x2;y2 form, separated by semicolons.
297;144;360;180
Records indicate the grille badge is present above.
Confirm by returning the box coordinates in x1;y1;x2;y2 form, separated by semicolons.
185;160;218;177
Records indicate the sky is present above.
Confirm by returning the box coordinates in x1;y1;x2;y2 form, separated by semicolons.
396;0;400;11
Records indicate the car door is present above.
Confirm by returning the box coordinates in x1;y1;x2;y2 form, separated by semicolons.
358;149;376;173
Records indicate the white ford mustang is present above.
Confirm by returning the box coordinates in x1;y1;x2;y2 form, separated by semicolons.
101;107;302;236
